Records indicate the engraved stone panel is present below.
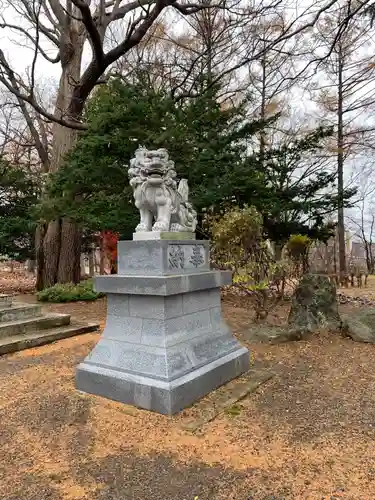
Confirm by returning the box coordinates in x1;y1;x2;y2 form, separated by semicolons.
189;245;205;268
166;351;194;379
168;245;185;269
116;240;210;276
141;318;166;347
192;334;239;363
94;338;169;379
103;316;143;343
129;295;165;319
182;289;220;315
117;243;163;274
165;310;211;338
116;346;168;379
167;244;207;271
86;343;112;364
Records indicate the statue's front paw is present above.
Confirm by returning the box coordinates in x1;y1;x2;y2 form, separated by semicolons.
135;223;149;232
152;222;169;231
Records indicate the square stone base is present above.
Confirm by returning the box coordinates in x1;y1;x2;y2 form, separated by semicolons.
76;346;250;415
76;239;250;415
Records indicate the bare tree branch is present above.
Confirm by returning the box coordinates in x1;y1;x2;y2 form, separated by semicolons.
103;0;167;65
0;49;86;130
47;0;66;26
13;0;61;46
0;22;60;63
105;0;155;22
71;0;104;61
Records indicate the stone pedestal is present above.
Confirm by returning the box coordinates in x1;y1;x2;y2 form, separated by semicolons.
76;239;250;415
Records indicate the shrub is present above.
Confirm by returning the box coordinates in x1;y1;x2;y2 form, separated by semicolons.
210;205;305;320
210;205;268;275
37;279;103;303
211;205;275;320
286;234;312;274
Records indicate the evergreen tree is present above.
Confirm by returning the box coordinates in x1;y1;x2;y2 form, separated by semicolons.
47;78;356;247
0;158;38;260
47;77;267;237
258;126;356;251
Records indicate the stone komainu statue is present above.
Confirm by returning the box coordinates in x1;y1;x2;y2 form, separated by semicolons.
128;147;197;233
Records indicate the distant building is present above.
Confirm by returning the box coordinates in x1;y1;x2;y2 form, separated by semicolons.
309;230;371;274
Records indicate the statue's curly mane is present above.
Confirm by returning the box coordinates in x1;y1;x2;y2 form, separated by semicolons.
129;147;178;191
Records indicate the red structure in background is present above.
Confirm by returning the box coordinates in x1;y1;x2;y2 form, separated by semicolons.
99;231;119;274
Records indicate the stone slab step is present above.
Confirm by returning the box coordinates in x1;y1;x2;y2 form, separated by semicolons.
0;321;100;355
0;313;71;340
0;303;42;323
0;294;13;308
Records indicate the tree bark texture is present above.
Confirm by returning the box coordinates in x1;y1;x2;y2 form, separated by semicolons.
35;223;46;290
37;22;85;289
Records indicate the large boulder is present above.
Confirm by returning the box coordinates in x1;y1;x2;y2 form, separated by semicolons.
288;274;341;335
341;310;375;343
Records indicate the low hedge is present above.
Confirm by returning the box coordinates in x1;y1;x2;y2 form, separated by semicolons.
37;279;104;303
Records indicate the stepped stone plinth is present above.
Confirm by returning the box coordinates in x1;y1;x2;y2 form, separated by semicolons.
76;238;250;415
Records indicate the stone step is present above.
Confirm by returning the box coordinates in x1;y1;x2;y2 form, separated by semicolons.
0;313;71;340
0;303;42;323
0;294;13;308
0;321;99;355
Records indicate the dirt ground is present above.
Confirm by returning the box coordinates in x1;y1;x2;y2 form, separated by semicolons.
1;283;375;499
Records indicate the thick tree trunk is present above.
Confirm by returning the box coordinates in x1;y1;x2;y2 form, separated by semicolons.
88;248;95;277
26;259;36;274
42;220;62;288
57;219;81;283
36;23;85;289
35;223;46;290
52;128;82;285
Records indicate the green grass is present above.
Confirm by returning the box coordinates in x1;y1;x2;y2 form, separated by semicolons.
224;404;242;417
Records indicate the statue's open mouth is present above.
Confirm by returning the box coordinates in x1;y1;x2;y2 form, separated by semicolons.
147;168;164;178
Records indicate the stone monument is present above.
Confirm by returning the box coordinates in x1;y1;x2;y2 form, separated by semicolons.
76;147;250;415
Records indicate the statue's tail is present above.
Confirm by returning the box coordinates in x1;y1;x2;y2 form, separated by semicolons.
178;179;189;202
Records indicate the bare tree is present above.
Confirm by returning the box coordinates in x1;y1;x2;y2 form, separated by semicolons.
0;84;53;286
245;12;307;167
0;0;371;288
309;3;375;280
347;179;375;274
0;90;51;172
115;4;250;99
112;21;179;90
169;2;246;98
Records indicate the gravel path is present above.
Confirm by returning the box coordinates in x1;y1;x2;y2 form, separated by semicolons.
1;297;375;499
